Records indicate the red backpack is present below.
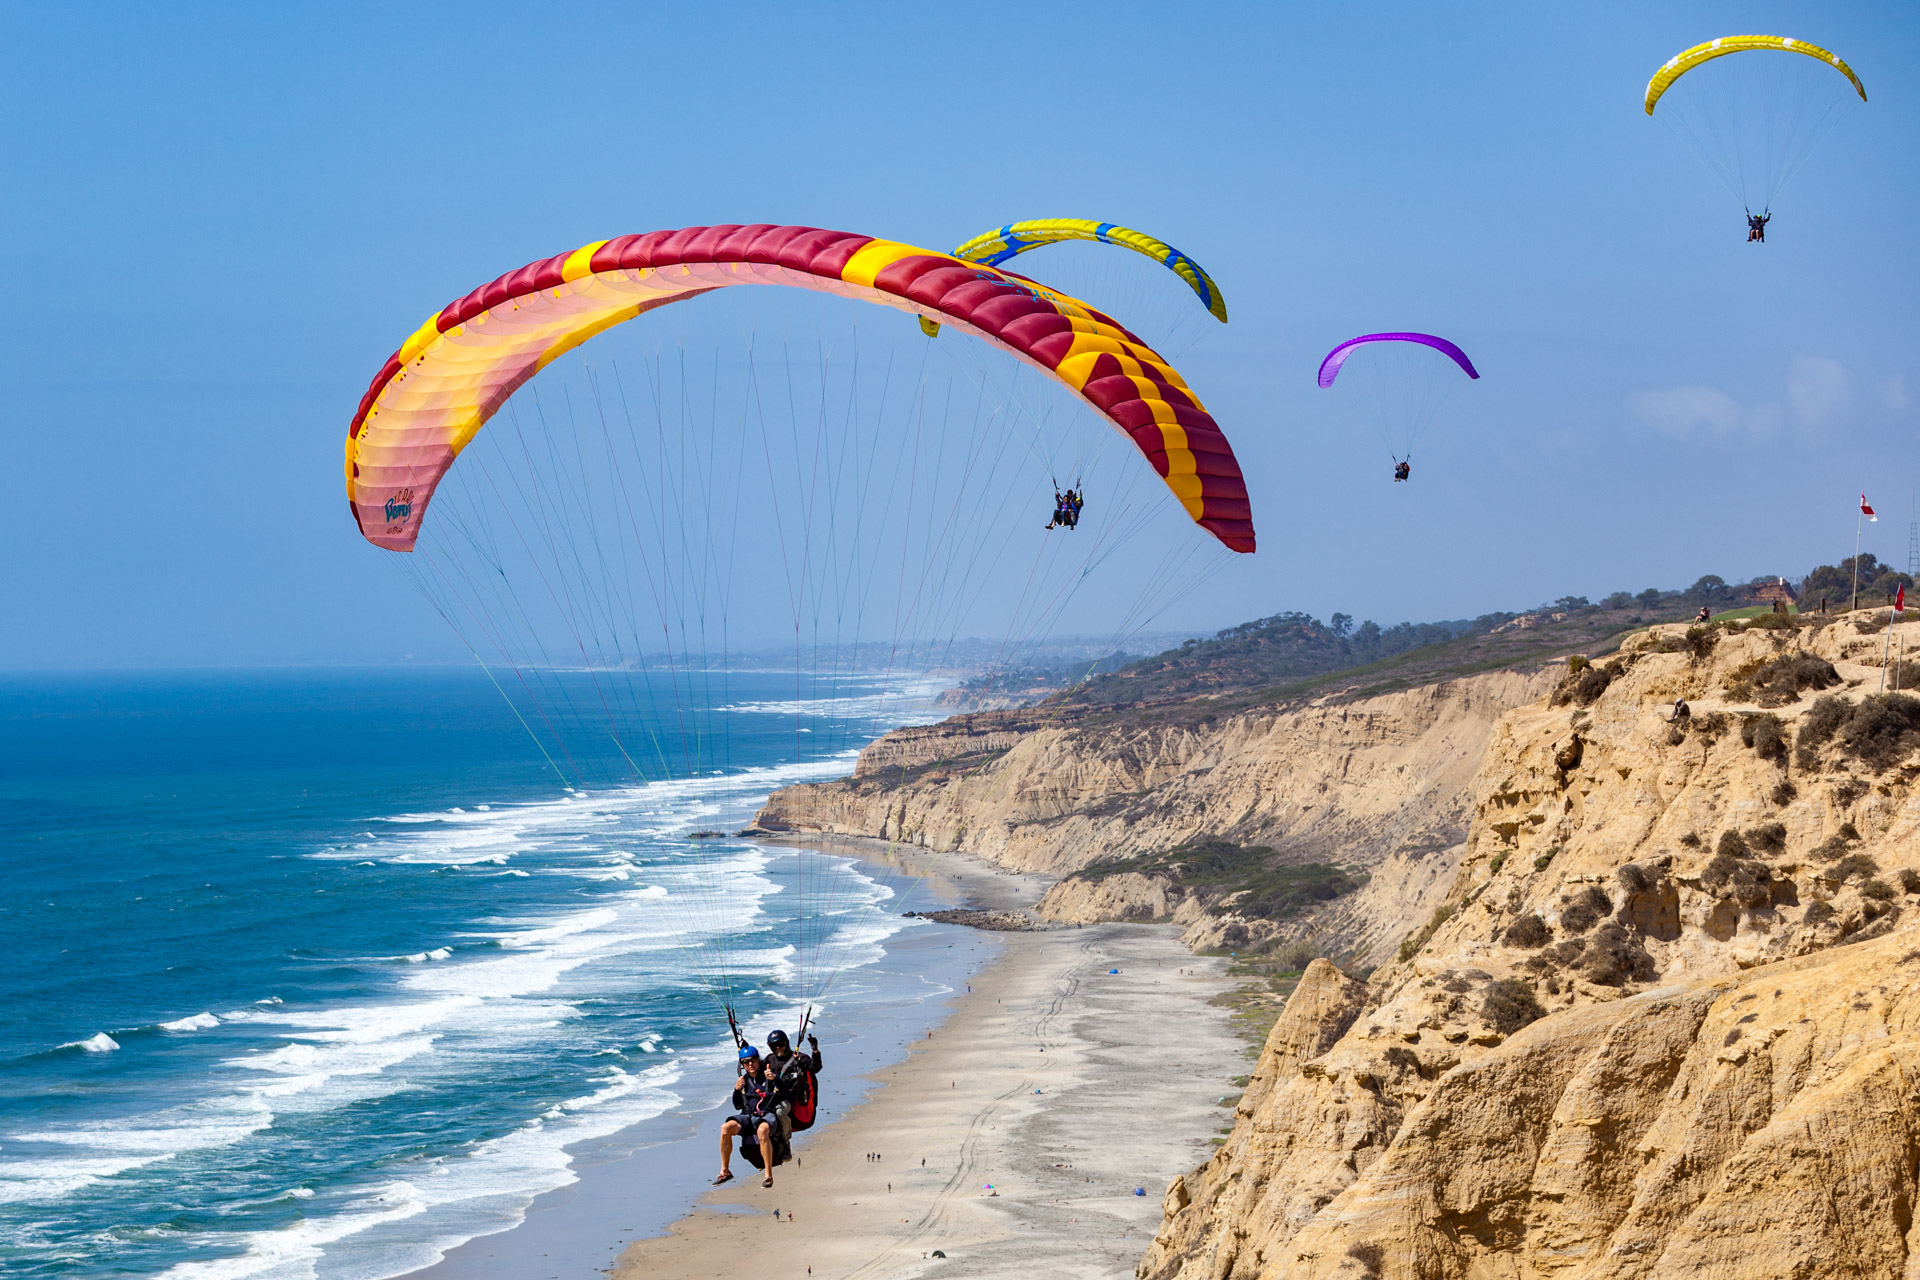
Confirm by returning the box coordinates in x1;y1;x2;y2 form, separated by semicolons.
788;1067;819;1131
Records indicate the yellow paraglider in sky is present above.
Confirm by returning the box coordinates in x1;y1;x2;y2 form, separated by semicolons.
1644;35;1865;115
1643;35;1866;236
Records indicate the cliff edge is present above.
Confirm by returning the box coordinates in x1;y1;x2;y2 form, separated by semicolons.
1141;611;1920;1278
757;667;1553;964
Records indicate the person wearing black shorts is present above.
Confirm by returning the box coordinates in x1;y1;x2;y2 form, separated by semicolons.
716;1045;785;1187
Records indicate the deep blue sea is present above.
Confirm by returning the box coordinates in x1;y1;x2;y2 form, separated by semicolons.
0;669;953;1279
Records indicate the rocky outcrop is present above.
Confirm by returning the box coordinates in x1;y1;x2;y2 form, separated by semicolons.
1142;930;1920;1279
758;669;1554;963
1140;613;1920;1279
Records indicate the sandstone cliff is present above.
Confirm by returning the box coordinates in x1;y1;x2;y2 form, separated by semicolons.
756;668;1555;963
1140;612;1920;1278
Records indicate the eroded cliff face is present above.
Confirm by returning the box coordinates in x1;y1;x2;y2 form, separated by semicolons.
1141;614;1920;1279
756;669;1553;962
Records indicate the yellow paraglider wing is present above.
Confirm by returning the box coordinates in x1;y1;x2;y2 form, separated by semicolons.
951;220;1227;324
1645;35;1865;115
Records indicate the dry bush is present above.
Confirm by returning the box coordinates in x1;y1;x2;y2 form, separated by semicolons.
1716;830;1750;859
1862;879;1899;903
1482;978;1547;1033
1771;779;1798;806
1747;822;1787;855
1900;868;1920;894
1795;693;1920;773
1701;850;1772;906
1885;660;1920;691
1274;940;1320;971
1726;654;1840;707
1832;778;1870;805
1661;625;1721;663
1796;695;1854;769
1502;913;1551;948
1345;1243;1385;1278
1617;863;1653;893
1559;886;1613;934
1833;852;1880;882
1741;713;1789;761
1680;832;1702;848
1580;921;1658;986
1552;660;1620;708
1811;823;1862;861
1838;695;1920;771
1805;901;1837;925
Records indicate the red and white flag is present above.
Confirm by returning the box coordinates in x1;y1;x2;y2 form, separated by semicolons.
1862;493;1879;521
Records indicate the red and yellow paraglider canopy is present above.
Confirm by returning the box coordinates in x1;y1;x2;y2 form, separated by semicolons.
345;225;1255;553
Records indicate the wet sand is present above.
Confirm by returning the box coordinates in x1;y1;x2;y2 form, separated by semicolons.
611;909;1241;1279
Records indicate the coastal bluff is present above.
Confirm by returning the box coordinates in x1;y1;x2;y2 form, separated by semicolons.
756;669;1554;965
757;610;1920;1277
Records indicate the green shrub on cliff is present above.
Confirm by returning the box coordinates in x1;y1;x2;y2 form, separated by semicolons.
1073;840;1362;922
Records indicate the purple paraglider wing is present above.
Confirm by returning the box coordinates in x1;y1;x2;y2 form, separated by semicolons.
1317;333;1480;388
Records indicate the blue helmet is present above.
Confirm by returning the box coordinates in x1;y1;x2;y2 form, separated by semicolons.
738;1044;761;1062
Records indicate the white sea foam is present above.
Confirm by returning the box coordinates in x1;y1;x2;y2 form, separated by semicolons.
60;1032;119;1053
0;1098;274;1204
150;1059;688;1280
159;1013;220;1032
11;736;909;1273
715;676;949;721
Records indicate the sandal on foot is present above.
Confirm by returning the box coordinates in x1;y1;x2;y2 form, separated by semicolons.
712;1172;734;1186
762;1176;774;1188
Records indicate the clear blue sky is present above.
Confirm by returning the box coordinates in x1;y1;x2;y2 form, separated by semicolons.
5;1;1919;667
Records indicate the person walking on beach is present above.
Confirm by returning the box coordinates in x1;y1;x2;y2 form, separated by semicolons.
716;1046;784;1187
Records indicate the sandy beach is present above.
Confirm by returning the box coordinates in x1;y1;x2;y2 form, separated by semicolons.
610;854;1242;1280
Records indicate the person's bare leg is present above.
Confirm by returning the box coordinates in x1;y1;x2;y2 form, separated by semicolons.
717;1119;740;1182
757;1122;775;1186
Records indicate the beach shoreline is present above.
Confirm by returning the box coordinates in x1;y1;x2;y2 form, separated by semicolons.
400;840;1048;1280
400;837;1241;1280
609;889;1241;1277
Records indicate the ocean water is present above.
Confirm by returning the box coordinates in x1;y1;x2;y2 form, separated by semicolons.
0;669;951;1279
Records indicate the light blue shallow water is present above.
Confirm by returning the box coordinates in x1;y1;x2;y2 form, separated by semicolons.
0;669;952;1279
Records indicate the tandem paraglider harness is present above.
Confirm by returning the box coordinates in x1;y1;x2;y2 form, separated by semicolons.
1047;483;1084;530
725;1004;823;1170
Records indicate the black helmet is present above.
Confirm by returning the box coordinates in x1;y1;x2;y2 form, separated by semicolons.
767;1029;790;1051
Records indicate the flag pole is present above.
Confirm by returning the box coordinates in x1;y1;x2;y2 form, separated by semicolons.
1852;496;1864;613
1882;606;1894;692
1884;586;1905;693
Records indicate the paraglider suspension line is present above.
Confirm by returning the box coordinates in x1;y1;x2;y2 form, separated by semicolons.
725;1003;746;1050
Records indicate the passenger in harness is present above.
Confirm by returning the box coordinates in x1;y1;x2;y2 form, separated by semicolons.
765;1028;823;1147
716;1045;787;1187
1044;487;1083;530
1392;459;1410;482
